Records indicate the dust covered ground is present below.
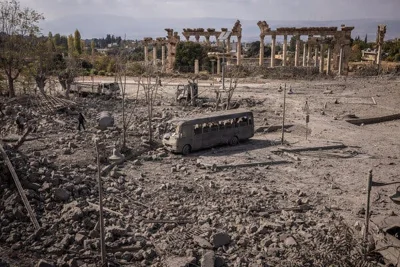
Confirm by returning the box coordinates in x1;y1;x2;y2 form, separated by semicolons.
0;74;400;267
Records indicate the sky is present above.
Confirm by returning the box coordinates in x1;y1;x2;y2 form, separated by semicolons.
19;0;400;21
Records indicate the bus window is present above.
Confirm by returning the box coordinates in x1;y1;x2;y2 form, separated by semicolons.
203;123;210;133
194;124;202;135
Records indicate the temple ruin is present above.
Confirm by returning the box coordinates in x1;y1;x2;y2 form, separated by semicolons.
257;21;354;74
142;37;168;70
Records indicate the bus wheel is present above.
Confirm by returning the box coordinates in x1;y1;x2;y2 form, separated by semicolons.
229;136;239;146
182;144;191;155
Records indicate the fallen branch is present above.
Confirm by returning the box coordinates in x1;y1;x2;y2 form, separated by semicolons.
203;160;291;170
87;201;124;217
346;113;400;126
279;144;346;153
143;219;194;224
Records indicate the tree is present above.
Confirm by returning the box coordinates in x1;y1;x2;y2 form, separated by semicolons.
67;34;74;56
74;29;82;54
115;51;138;151
28;36;57;94
289;36;297;52
364;34;368;44
138;66;160;144
0;0;44;97
175;42;206;72
245;41;271;58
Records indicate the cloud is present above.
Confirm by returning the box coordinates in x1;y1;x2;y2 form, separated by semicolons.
19;0;400;21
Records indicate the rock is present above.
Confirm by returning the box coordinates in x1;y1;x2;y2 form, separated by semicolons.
61;204;83;221
121;251;134;261
212;232;231;248
75;233;86;245
53;188;71;202
260;237;273;247
354;221;362;231
36;260;55;267
284;236;297;247
62;148;72;155
67;259;78;267
200;250;215;267
165;256;196;267
214;256;225;267
193;236;212;249
59;234;73;249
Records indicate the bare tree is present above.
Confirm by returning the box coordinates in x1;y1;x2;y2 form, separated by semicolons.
138;65;160;145
58;57;80;99
115;53;138;151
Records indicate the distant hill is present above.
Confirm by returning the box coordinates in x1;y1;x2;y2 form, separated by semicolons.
40;15;400;42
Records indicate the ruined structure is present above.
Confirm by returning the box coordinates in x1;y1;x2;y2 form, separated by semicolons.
257;21;354;75
165;29;181;73
375;25;387;67
182;20;243;66
142;37;168;68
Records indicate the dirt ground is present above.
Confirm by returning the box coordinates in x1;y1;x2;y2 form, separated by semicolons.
1;74;400;266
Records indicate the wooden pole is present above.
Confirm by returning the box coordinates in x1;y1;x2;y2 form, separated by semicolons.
281;84;287;145
364;170;373;250
0;143;40;230
95;141;106;265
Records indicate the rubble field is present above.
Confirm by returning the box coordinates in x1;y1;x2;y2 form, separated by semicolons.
1;75;400;267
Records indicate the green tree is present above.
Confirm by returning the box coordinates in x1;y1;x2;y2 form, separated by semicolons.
74;29;82;54
364;34;368;44
175;42;206;72
28;36;57;94
289;36;297;52
0;0;44;97
245;41;271;58
67;34;74;56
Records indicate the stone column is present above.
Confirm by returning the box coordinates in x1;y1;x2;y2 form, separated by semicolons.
161;45;166;67
294;36;300;67
217;56;221;75
326;46;332;75
270;34;276;68
226;37;231;65
282;35;287;67
211;59;215;74
319;44;324;73
314;46;319;67
144;45;148;63
216;38;221;47
236;36;242;66
259;36;265;66
376;45;382;66
307;44;311;67
338;45;344;76
153;47;157;66
194;59;199;74
302;43;307;67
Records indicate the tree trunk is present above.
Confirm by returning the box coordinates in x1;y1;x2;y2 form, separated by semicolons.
65;83;70;99
7;75;15;97
35;76;46;95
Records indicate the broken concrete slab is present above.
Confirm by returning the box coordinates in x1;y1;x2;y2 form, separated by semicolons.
346;113;400;126
165;256;196;267
200;250;215;267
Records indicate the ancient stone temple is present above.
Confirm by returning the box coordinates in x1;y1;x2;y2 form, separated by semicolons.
257;21;354;75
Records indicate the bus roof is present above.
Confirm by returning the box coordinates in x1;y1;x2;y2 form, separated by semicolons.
169;109;253;125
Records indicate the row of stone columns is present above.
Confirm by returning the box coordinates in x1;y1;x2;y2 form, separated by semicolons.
259;35;343;75
143;45;166;66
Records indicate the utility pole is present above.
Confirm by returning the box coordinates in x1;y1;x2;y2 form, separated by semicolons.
95;140;106;265
364;170;373;255
281;83;287;145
